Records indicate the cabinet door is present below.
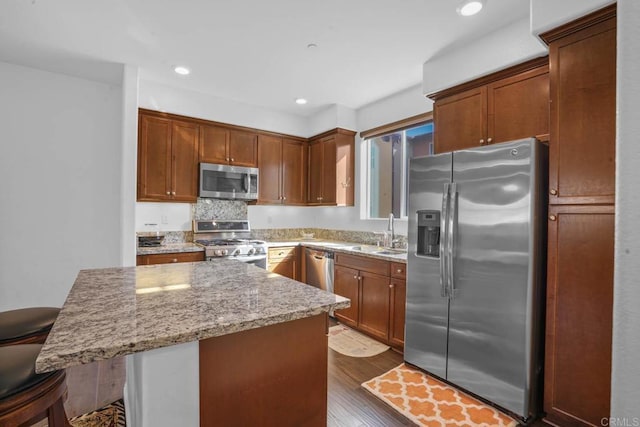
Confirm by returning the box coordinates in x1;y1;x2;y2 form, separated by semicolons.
335;133;355;206
136;251;205;265
138;114;171;201
321;137;337;205
389;278;406;349
544;205;614;426
228;130;258;167
548;16;616;204
434;86;486;153
307;140;323;205
487;65;549;144
282;139;307;205
257;135;282;204
333;265;359;328
199;124;229;164
268;258;298;281
171;120;199;202
358;271;390;342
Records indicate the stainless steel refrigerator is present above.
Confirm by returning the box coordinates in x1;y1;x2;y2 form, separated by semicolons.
404;138;547;421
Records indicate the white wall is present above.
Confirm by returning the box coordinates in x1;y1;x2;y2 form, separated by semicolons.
611;0;640;417
422;17;547;95
531;0;615;36
121;65;139;266
0;61;123;310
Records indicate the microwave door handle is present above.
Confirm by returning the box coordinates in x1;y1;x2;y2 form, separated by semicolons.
244;173;250;194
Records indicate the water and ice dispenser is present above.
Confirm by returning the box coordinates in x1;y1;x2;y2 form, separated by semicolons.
416;210;440;257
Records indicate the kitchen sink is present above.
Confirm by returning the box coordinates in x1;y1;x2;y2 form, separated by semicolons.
346;245;406;255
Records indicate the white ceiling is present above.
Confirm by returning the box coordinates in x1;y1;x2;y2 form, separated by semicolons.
0;0;530;116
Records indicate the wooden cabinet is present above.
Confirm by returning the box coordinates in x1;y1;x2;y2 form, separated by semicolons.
333;253;406;350
430;57;549;153
200;125;258;167
136;251;205;265
307;129;355;206
257;135;307;205
267;246;300;281
540;6;616;427
138;113;199;202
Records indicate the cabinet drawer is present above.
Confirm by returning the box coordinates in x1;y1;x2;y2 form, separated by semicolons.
390;262;406;280
137;251;205;265
335;253;389;277
268;246;297;260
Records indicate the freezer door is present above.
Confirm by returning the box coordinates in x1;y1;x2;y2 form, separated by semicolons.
404;153;452;379
446;138;540;417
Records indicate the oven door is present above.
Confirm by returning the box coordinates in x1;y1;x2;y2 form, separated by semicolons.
234;255;267;269
199;163;258;200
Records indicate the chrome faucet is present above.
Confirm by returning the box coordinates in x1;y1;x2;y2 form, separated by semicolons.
385;213;395;248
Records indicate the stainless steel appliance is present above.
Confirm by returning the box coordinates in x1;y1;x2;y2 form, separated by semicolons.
193;220;267;268
405;138;547;421
199;163;258;200
304;249;335;316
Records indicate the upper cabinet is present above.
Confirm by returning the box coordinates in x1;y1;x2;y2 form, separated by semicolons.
138;112;199;202
257;135;307;205
307;128;355;206
200;124;258;167
429;57;549;154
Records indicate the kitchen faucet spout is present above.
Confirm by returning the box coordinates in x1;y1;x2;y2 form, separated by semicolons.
385;213;395;247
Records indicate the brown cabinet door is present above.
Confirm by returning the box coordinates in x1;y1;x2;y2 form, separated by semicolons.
136;251;205;265
138;114;171;201
388;278;406;349
268;258;297;281
544;205;614;426
171;120;199;202
333;265;359;328
257;135;282;204
307;140;323;205
228;130;258;167
282;139;307;205
335;133;354;206
321;137;337;205
358;271;390;342
548;16;616;205
487;66;549;144
434;86;486;153
199;124;229;165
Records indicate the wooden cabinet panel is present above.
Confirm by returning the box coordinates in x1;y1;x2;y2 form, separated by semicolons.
199;124;229;165
282;139;307;205
335;133;355;206
335;253;390;277
228;130;258;167
307;129;355;206
389;278;406;349
390;262;406;280
138;115;171;201
434;87;486;153
358;271;390;342
308;140;323;205
136;251;205;265
321;136;337;205
267;246;299;280
487;66;549;144
171;120;199;202
333;265;359;328
544;205;614;427
547;16;616;205
257;135;282;204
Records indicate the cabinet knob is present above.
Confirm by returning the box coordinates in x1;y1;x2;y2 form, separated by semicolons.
550;189;558;196
230;158;235;162
166;191;170;195
549;215;557;221
389;284;394;289
479;139;485;145
396;269;403;274
282;196;286;201
171;191;176;196
171;258;178;263
317;197;321;201
353;275;358;279
225;157;229;161
487;137;493;143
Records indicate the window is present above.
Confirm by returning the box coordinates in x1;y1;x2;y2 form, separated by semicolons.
365;119;433;219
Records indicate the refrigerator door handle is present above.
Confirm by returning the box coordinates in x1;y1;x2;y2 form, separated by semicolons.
440;183;450;297
448;182;458;299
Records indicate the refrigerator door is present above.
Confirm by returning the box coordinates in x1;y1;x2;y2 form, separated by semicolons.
405;153;452;379
445;138;539;417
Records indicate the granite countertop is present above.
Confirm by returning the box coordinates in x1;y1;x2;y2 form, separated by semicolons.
136;242;204;256
267;240;408;263
36;260;349;373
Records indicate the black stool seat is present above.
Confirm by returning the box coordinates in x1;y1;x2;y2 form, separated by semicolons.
0;344;56;400
0;307;60;344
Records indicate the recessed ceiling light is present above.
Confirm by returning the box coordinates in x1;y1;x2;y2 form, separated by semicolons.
307;43;318;49
457;0;485;16
295;98;308;105
174;66;190;75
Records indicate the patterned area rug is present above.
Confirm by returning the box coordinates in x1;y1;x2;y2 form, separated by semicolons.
328;324;390;357
362;364;518;427
68;400;126;427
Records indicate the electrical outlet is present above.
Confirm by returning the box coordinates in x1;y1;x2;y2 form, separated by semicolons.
161;215;168;224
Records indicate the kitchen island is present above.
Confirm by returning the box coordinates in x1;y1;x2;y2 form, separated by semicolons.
36;260;349;427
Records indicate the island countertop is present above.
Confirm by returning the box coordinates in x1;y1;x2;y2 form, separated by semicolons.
36;260;349;373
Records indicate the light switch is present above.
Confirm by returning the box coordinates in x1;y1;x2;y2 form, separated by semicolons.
161;215;168;224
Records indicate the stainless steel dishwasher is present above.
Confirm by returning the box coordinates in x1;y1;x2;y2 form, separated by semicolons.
304;248;334;293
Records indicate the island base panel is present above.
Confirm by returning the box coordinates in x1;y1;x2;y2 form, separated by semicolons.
199;313;328;427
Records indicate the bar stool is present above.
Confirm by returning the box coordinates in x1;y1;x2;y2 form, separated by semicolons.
0;307;60;346
0;344;71;426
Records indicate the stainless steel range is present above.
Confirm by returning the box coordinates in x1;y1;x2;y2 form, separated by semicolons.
193;220;267;269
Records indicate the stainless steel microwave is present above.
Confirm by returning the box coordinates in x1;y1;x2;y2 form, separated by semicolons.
199;163;259;200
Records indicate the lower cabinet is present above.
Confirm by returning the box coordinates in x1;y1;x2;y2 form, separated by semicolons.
267;246;299;281
333;253;406;350
136;251;205;265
